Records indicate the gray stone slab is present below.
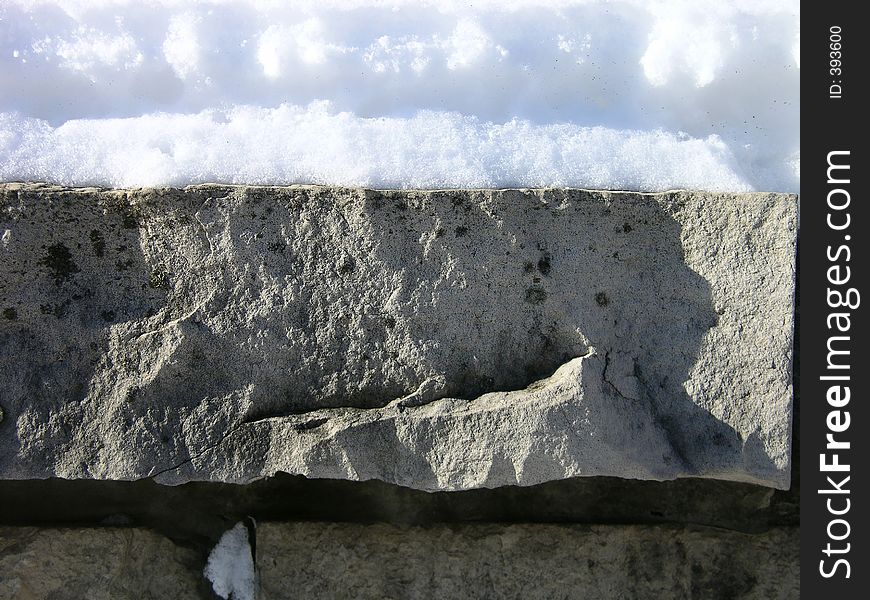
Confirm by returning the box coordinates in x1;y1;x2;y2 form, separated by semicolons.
0;526;203;600
0;184;796;489
257;522;799;600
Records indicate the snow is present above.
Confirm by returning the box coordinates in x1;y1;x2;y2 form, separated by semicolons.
203;522;256;600
0;0;799;192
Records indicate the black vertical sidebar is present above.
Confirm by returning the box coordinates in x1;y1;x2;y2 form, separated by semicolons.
801;3;867;597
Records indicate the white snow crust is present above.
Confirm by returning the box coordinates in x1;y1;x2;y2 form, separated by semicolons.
1;0;799;191
203;522;256;600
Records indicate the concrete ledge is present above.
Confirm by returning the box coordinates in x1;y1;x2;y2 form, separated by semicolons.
0;184;796;489
0;526;204;599
258;522;798;600
0;523;798;600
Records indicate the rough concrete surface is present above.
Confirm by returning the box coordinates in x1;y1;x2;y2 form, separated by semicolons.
0;526;203;600
0;523;798;600
257;522;799;600
0;184;796;489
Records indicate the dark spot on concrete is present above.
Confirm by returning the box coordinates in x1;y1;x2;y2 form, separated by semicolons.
121;212;138;229
455;226;468;238
523;261;535;274
101;310;116;322
595;291;609;307
525;287;547;305
537;252;552;276
623;222;633;233
3;307;16;320
41;243;80;284
39;302;68;318
89;230;106;257
148;269;171;291
339;258;356;274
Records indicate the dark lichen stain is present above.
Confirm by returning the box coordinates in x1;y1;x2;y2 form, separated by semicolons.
454;226;469;238
384;315;396;329
537;252;552;276
595;291;609;307
338;258;356;274
2;307;16;320
523;261;535;274
121;212;138;229
39;302;69;318
434;227;445;239
267;241;285;253
525;287;547;305
148;269;171;291
41;243;80;284
101;309;116;322
623;222;633;233
89;230;106;257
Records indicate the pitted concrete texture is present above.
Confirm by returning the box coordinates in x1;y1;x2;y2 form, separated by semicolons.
0;184;796;489
257;522;799;600
0;523;798;600
0;527;203;600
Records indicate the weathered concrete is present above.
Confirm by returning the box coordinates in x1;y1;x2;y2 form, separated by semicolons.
257;522;799;600
0;522;798;600
0;526;203;600
0;184;796;489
